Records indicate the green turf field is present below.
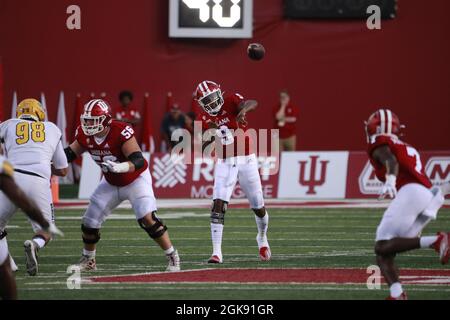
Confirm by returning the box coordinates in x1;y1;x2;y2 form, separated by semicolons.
6;207;450;300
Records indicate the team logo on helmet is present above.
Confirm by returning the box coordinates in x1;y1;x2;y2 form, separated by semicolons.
80;99;113;136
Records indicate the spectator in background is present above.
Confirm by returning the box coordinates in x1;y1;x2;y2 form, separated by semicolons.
273;90;299;152
116;90;141;126
161;103;193;152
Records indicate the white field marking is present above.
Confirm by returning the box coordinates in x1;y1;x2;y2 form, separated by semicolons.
13;249;437;259
10;251;358;260
54;198;450;210
19;285;450;293
5;237;376;242
54;203;393;210
56;212;209;221
50;215;386;222
78;280;450;287
7;222;386;230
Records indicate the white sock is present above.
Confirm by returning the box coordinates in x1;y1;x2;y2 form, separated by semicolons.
420;236;439;249
82;249;96;258
33;237;46;249
9;255;18;271
255;212;269;237
390;282;403;298
164;246;175;255
211;223;223;258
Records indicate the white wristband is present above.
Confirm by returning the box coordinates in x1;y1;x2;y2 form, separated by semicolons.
385;174;397;185
114;162;131;173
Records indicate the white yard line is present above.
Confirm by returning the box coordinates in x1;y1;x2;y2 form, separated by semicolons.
56;198;450;210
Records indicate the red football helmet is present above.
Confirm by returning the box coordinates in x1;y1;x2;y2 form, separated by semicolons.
365;108;403;142
80;99;113;136
195;80;224;116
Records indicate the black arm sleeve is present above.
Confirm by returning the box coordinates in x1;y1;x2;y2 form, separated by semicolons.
128;152;145;170
64;146;78;163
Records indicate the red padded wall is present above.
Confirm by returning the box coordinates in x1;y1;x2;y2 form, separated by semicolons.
0;0;449;150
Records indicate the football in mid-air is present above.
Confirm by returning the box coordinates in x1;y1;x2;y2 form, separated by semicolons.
247;43;265;61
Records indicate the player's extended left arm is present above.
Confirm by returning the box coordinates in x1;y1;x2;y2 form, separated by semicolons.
372;145;399;199
102;137;145;174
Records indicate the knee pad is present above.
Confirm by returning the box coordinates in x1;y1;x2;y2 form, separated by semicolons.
81;224;101;244
210;211;225;224
138;212;167;239
211;200;227;224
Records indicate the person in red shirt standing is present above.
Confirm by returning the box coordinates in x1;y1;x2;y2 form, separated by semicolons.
273;90;299;151
64;99;180;272
366;109;450;300
115;90;141;126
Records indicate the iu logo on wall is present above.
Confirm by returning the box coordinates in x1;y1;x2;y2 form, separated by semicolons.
278;152;349;198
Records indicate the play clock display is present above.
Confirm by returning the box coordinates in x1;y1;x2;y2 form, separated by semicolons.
169;0;253;38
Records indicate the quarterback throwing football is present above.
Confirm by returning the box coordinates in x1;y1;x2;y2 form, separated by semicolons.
195;80;271;264
366;109;449;300
65;99;180;272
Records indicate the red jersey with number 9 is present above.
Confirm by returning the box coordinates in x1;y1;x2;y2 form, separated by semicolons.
76;120;148;186
367;135;432;190
199;92;254;158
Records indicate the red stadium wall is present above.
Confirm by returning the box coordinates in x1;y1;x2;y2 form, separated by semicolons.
0;0;449;150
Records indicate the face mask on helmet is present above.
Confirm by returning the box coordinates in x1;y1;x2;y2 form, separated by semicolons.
80;114;106;136
199;90;224;116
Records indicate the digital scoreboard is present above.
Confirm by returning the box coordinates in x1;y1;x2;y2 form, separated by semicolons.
169;0;253;39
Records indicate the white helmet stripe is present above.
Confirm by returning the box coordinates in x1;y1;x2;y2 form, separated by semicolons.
85;99;99;114
198;82;206;95
386;109;392;134
98;100;109;112
203;81;210;94
379;109;386;134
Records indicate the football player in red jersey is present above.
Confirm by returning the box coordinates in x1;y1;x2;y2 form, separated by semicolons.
64;99;180;272
366;109;450;300
195;80;271;264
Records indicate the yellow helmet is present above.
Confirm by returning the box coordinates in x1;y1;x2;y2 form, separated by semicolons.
16;98;46;122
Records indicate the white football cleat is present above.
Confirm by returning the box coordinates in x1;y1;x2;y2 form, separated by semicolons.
256;234;271;261
207;255;223;264
259;247;272;261
434;232;449;265
24;240;39;276
166;250;181;272
77;255;97;271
